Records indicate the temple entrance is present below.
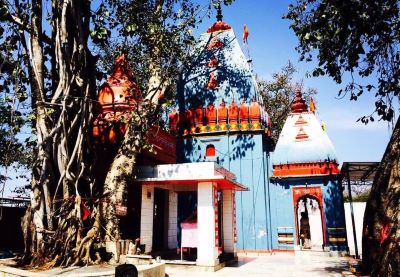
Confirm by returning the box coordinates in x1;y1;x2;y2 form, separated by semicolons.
296;196;324;249
293;187;325;250
152;188;168;251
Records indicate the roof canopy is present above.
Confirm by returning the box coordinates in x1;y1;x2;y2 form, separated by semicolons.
341;162;380;184
134;162;248;191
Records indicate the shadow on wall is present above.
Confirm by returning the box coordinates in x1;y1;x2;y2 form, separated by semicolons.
323;177;346;229
178;134;257;164
178;32;255;112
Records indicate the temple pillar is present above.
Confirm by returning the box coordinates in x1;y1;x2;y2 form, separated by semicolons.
168;191;178;249
222;190;236;254
197;182;219;267
140;185;154;253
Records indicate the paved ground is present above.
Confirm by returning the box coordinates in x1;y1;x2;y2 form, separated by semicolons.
166;253;350;277
0;252;350;276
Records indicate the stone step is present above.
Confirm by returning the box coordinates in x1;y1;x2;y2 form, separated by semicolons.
295;249;333;258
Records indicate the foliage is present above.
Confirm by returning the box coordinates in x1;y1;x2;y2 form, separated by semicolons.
258;62;317;143
0;3;34;191
94;0;200;105
285;0;400;123
0;0;214;268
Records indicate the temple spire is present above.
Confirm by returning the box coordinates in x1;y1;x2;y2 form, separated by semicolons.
216;0;223;21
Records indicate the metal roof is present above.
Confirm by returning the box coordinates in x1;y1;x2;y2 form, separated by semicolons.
340;162;380;183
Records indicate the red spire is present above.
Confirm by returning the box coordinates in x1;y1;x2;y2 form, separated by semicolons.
291;86;308;113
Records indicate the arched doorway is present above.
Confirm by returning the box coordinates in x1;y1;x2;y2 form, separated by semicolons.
293;187;326;250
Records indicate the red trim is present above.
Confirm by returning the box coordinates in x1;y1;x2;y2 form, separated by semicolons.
273;162;340;177
295;115;307;126
138;178;248;191
214;187;219;247
295;127;309;141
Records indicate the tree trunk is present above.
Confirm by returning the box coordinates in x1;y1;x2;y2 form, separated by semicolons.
362;116;400;276
21;0;99;267
102;130;140;243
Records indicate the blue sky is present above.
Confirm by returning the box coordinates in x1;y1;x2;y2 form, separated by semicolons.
193;0;394;163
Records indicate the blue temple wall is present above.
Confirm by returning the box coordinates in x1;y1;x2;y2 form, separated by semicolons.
177;132;271;250
269;176;347;251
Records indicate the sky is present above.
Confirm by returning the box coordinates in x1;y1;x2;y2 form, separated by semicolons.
193;0;395;163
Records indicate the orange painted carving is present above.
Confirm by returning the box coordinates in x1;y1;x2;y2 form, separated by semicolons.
207;36;224;50
194;106;204;127
207;73;218;89
239;99;249;123
218;99;228;124
291;86;308;113
206;104;217;125
249;99;261;123
228;100;239;123
93;54;142;144
208;57;219;68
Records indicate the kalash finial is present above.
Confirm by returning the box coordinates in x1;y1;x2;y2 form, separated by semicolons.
291;85;308;113
207;0;231;33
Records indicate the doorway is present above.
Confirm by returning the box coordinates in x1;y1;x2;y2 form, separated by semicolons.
296;196;324;249
120;184;142;240
152;188;168;251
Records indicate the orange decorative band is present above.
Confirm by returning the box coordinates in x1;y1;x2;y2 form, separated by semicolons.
273;162;340;177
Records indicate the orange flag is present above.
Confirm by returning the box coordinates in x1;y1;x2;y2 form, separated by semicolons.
310;97;316;113
243;24;249;44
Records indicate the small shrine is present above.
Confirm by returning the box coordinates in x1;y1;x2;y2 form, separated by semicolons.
270;87;347;251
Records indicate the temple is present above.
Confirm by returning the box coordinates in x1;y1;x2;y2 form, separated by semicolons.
270;87;347;251
94;10;348;271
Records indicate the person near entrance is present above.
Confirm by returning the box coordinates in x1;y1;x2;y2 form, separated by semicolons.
300;211;311;249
